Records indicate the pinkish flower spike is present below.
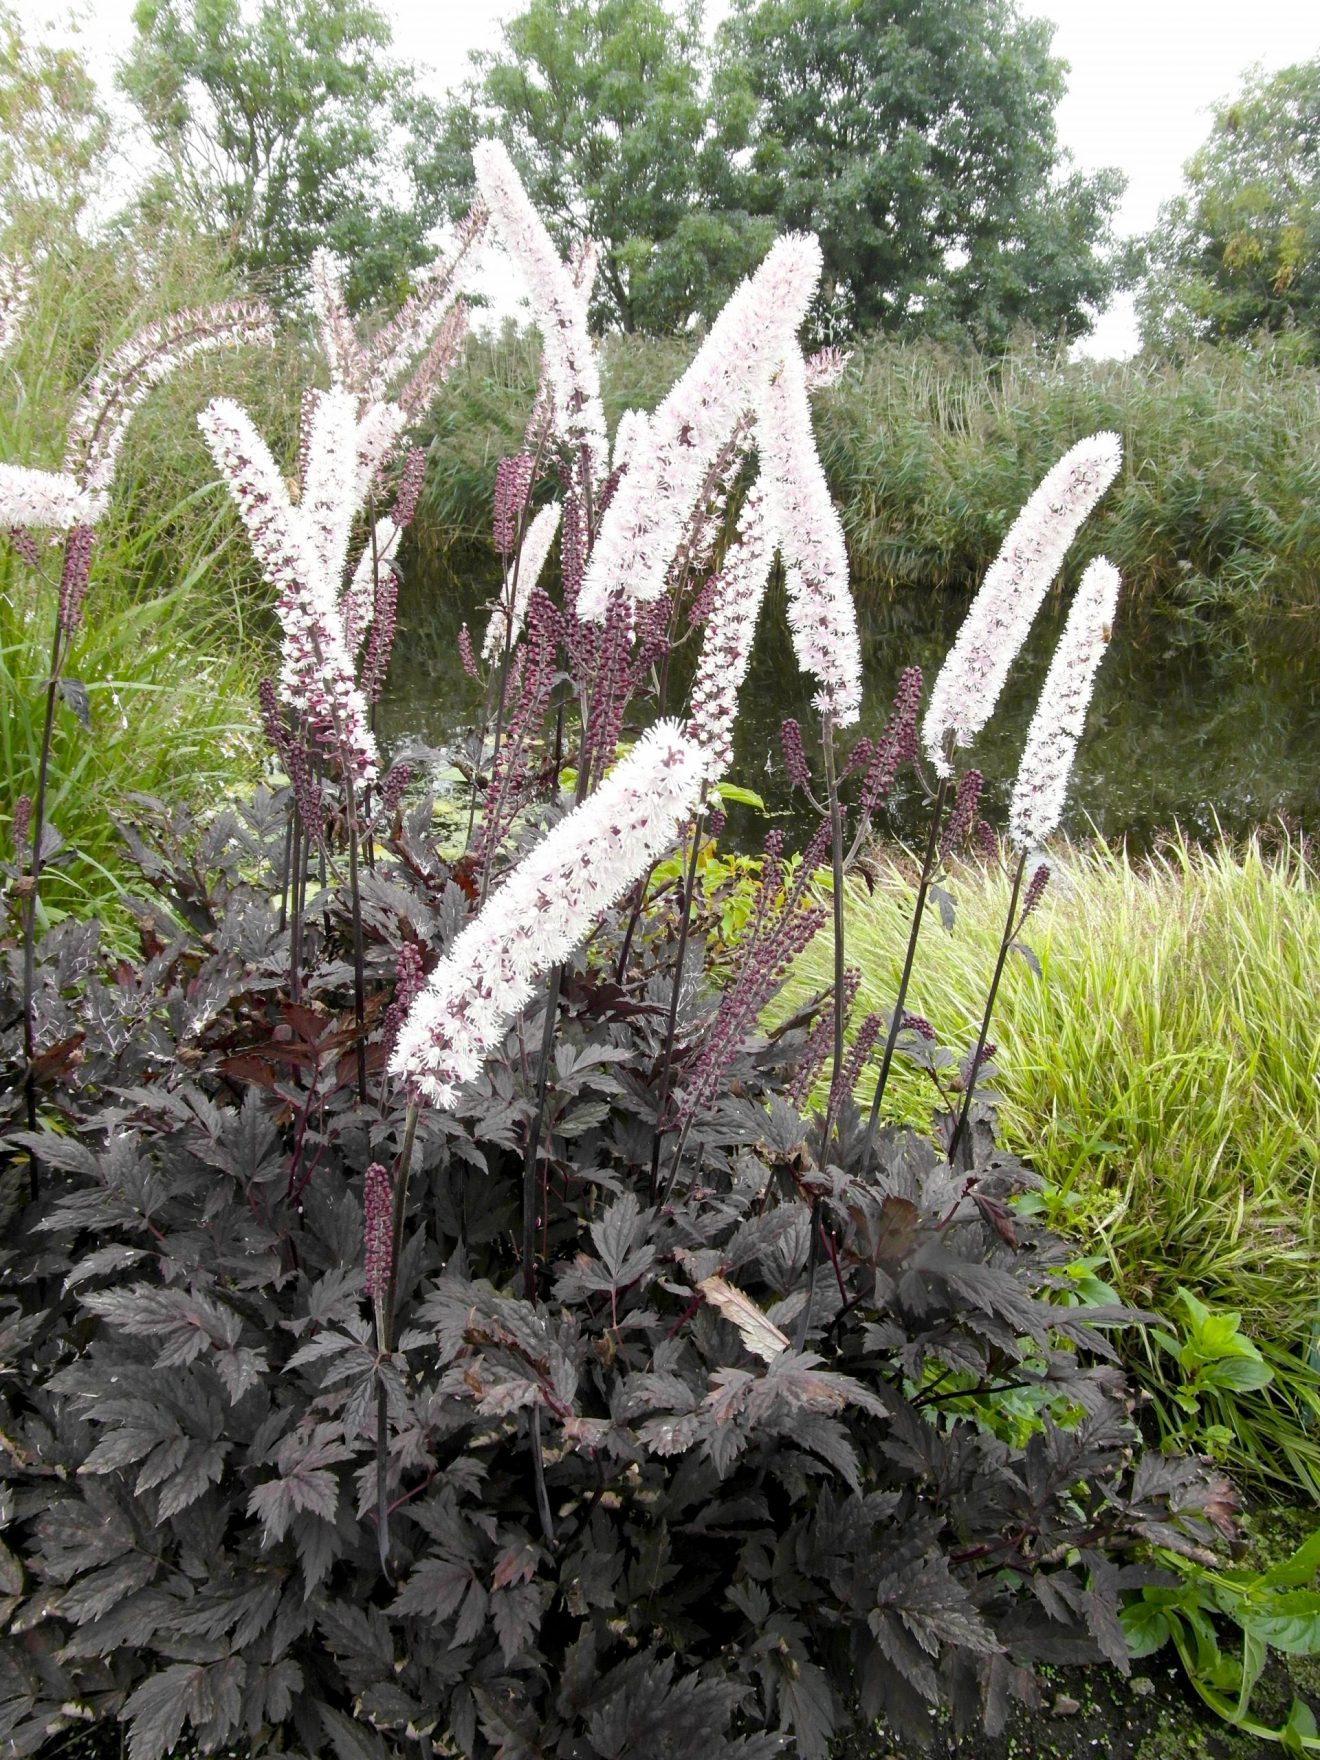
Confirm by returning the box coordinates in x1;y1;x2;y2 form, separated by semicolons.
578;232;823;621
923;432;1122;775
1008;557;1121;848
390;721;706;1109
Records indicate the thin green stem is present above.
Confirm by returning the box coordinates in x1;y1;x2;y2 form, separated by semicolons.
947;849;1027;1170
21;606;69;1190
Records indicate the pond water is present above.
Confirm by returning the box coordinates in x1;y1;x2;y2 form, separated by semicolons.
378;558;1320;855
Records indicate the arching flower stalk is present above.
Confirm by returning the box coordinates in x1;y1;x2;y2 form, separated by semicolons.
63;301;275;516
577;232;823;621
921;431;1122;773
472;140;607;490
390;720;706;1110
4;289;273;1189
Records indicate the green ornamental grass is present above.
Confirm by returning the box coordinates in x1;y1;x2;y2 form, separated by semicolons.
784;832;1320;1497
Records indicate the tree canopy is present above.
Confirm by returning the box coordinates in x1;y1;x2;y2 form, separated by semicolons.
713;0;1125;347
117;0;446;308
0;5;112;239
1139;58;1320;357
430;0;772;334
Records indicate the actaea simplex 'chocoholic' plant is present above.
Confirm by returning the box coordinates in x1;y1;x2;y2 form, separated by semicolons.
0;144;1234;1760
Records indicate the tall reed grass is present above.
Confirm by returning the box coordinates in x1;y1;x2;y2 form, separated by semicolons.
414;329;1320;620
784;833;1320;1497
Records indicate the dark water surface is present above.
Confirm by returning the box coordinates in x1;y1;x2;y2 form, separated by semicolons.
379;560;1320;854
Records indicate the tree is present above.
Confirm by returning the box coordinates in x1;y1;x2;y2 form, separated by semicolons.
430;0;773;334
713;0;1125;347
1139;58;1320;356
118;0;446;308
0;6;112;237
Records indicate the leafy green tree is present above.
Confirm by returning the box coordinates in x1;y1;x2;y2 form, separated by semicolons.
430;0;773;333
118;0;445;307
1139;58;1320;357
713;0;1125;347
0;6;112;237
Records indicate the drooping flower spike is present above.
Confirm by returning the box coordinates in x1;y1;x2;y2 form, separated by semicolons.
390;720;705;1107
63;301;275;514
758;343;861;725
578;231;823;622
198;397;378;786
1009;557;1122;848
473;140;608;485
922;431;1122;773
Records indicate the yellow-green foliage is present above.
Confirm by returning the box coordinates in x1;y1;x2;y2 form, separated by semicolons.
785;834;1320;1495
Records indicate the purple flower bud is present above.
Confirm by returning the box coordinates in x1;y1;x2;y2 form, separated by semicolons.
781;719;812;791
706;808;726;838
363;1162;393;1306
7;526;40;569
493;452;534;557
389;446;426;530
458;624;479;679
941;769;983;860
57;525;94;634
13;794;31;851
1021;862;1050;921
973;818;998;863
902;1012;936;1041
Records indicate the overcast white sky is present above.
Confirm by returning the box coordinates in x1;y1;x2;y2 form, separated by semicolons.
31;0;1320;356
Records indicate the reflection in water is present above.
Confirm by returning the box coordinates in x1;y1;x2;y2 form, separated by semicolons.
379;554;1320;855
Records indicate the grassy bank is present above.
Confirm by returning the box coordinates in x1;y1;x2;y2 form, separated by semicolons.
783;834;1320;1498
415;327;1320;620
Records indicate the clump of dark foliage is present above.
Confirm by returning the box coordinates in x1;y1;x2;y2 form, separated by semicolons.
0;785;1232;1760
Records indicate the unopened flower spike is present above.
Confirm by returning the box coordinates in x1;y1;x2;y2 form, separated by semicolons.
1009;558;1122;848
922;431;1123;775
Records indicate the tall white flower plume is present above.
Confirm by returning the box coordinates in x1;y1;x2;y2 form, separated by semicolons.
577;232;823;622
482;501;562;661
757;344;861;726
689;484;778;779
922;431;1123;774
198;397;378;785
472;140;607;484
1009;558;1121;848
390;720;705;1108
0;464;96;530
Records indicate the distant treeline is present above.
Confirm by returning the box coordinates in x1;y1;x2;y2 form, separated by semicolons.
412;327;1320;620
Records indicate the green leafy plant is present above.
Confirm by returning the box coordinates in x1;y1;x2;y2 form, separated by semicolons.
1151;1287;1275;1458
1122;1525;1320;1751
